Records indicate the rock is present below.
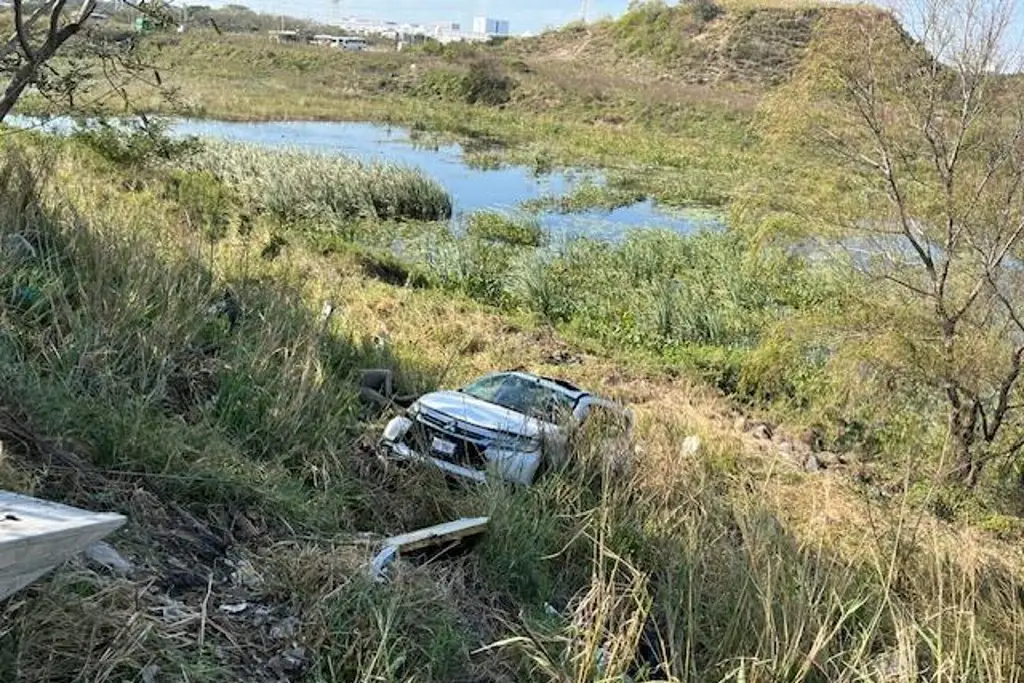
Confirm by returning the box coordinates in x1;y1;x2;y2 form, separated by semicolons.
83;541;134;578
680;435;703;458
733;416;748;432
804;455;821;473
747;421;773;440
141;664;160;683
269;616;300;641
817;451;841;467
798;427;824;452
228;557;264;590
232;513;260;541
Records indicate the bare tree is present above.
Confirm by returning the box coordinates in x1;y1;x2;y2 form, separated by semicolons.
764;0;1024;486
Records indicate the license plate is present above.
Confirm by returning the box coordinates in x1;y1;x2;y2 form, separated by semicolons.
431;437;457;456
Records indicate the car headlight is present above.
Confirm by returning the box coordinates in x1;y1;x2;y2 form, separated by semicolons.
382;416;413;442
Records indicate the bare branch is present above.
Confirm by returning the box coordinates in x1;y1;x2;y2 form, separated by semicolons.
12;0;39;61
0;0;98;121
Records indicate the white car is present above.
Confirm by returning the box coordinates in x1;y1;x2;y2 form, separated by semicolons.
379;371;632;485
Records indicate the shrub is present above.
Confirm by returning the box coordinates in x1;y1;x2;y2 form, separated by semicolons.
185;143;453;224
691;0;724;24
465;211;546;247
418;68;469;102
463;59;516;106
72;118;200;168
417;60;517;107
164;169;237;240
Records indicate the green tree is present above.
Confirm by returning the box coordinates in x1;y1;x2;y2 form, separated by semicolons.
762;0;1024;486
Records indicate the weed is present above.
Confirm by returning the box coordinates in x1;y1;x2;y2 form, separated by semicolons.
465;211;546;247
71;117;199;167
163;169;237;240
463;59;517;106
185;141;453;224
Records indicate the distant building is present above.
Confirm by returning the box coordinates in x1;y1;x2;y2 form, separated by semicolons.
472;17;510;37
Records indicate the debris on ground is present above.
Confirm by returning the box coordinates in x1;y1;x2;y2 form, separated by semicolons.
370;516;490;582
83;541;134;578
358;368;419;410
140;664;160;683
219;602;250;615
680;435;703;458
0;491;125;601
3;233;37;263
227;556;264;590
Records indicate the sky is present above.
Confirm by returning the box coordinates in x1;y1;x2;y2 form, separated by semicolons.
193;0;628;33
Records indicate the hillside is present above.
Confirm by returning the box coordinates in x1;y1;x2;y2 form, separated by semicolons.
512;3;827;88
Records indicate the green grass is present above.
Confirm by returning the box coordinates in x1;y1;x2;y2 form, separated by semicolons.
465;211;547;247
522;179;648;214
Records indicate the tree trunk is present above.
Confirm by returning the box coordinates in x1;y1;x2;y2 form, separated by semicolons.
0;60;39;121
948;404;982;487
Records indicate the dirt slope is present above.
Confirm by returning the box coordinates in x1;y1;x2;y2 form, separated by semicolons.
504;3;898;89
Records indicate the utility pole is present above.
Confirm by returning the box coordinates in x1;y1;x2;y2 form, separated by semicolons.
580;0;591;23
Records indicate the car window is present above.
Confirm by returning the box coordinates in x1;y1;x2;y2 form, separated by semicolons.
463;374;575;422
461;374;507;403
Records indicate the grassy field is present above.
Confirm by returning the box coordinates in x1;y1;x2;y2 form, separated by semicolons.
0;122;1022;683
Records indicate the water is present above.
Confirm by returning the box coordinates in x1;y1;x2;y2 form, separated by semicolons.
4;116;720;241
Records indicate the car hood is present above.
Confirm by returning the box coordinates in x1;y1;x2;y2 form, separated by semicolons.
413;390;547;439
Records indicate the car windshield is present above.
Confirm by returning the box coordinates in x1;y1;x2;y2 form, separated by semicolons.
461;374;576;422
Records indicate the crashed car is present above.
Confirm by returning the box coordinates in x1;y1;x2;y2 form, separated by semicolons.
379;371;632;485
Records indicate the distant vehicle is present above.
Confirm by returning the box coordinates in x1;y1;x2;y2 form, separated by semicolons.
312;34;367;51
379;371;633;485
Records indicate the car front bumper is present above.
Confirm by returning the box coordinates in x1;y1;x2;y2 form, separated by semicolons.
379;417;542;486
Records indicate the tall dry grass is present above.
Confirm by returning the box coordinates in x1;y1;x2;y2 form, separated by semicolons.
184;141;453;225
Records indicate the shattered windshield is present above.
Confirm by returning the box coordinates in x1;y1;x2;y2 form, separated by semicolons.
461;374;576;422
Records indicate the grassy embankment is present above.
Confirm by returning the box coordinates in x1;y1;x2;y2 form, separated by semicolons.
2;114;1024;683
